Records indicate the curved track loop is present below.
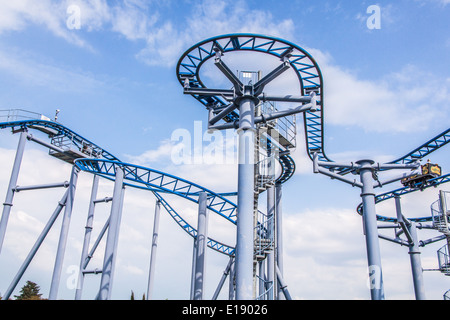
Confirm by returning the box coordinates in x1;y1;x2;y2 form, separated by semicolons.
176;33;450;220
176;33;328;183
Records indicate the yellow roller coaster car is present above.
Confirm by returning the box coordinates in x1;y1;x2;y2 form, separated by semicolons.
401;161;442;188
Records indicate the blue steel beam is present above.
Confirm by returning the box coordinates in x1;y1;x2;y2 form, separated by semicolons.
74;159;237;223
390;128;450;165
74;159;238;256
82;170;236;256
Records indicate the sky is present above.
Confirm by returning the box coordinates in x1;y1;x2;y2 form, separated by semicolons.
0;0;449;300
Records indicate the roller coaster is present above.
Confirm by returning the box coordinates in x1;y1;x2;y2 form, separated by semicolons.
0;34;448;300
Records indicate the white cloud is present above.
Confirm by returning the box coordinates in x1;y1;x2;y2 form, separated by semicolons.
136;0;295;67
0;47;105;92
308;49;450;134
0;0;90;47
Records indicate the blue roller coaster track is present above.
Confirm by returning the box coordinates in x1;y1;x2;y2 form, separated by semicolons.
0;118;237;256
0;34;449;260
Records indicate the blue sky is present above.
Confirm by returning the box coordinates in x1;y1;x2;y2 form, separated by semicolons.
0;0;449;300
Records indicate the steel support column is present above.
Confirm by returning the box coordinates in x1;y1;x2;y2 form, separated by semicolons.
357;160;385;300
0;130;27;254
75;174;100;300
193;192;208;300
408;221;426;300
275;182;284;299
190;238;197;300
97;166;125;300
394;196;426;299
266;186;275;300
49;165;80;300
235;87;257;300
147;200;161;300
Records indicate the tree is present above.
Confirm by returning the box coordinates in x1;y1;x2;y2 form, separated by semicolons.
130;290;146;300
14;281;43;300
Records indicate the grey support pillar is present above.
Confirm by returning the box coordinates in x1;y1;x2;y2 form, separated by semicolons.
235;86;257;300
75;174;100;300
97;166;125;300
190;238;197;300
357;160;384;300
266;186;275;300
394;196;426;300
258;260;266;300
408;221;426;300
275;182;284;299
193;192;208;300
49;165;80;300
147;200;161;300
0;130;27;254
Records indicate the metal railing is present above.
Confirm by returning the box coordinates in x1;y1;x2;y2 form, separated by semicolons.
438;244;450;276
0;109;51;122
50;133;102;158
431;197;450;234
260;101;297;149
255;153;276;190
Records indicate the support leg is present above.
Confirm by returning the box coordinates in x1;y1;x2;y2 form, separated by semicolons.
49;165;80;300
235;89;256;300
193;192;208;300
0;130;27;254
146;200;161;300
408;222;426;300
75;174;100;300
266;186;275;300
275;182;284;299
358;160;385;300
97;166;125;300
